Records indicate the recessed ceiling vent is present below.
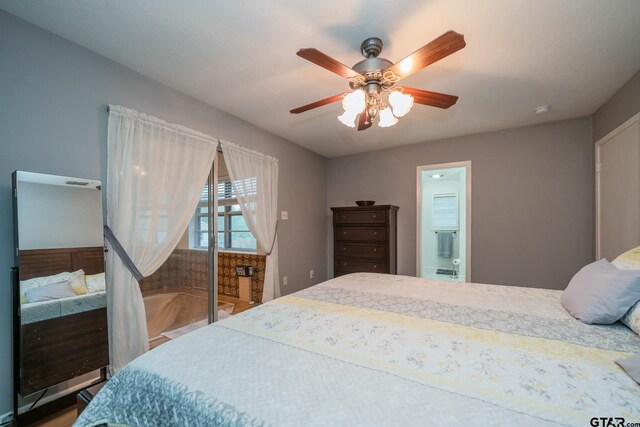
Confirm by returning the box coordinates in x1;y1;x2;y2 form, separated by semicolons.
65;180;90;186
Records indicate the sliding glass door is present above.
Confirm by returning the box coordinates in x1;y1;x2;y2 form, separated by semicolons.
209;155;219;323
139;159;219;348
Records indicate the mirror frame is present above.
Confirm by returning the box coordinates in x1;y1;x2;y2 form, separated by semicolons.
11;171;109;422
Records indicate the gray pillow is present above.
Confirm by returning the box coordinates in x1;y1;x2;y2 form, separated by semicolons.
616;353;640;384
25;280;76;303
561;259;640;324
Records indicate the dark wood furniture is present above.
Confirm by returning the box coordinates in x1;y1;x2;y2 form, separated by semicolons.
16;246;108;397
21;308;109;396
19;247;105;280
331;205;398;277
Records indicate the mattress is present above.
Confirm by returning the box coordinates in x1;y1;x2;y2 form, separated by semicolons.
75;273;640;426
21;291;107;324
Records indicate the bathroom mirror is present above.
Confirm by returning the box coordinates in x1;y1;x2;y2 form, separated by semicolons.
12;171;109;402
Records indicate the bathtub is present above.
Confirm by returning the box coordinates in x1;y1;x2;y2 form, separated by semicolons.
143;291;234;345
144;292;208;343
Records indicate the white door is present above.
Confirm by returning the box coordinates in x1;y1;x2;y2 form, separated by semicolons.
596;113;640;260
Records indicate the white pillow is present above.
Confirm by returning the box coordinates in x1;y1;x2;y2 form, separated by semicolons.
25;280;76;303
613;246;640;334
560;259;640;324
616;353;640;385
20;269;87;304
86;272;106;293
622;304;640;335
612;246;640;270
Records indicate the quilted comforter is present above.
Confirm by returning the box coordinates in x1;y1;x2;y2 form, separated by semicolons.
76;273;640;426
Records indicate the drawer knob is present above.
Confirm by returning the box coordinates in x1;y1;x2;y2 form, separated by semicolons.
342;215;346;220
372;214;377;219
343;231;348;236
373;248;377;252
373;265;378;269
373;232;378;236
342;247;346;251
343;262;348;267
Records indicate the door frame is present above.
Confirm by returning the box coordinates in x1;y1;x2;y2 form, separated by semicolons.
416;161;472;281
595;112;640;259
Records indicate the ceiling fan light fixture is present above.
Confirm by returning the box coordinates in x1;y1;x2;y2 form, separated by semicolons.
342;89;366;114
378;107;398;128
388;91;414;117
291;31;465;131
338;110;359;128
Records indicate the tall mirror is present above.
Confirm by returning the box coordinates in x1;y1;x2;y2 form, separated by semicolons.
12;171;109;416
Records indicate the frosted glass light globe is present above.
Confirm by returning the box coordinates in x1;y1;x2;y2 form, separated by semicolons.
338;110;359;127
388;91;414;117
342;89;366;114
378;107;398;128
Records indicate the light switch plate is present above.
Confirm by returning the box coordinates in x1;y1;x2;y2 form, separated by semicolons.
281;211;288;220
282;275;288;286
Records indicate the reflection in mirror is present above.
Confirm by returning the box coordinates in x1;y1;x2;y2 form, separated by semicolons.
13;171;108;409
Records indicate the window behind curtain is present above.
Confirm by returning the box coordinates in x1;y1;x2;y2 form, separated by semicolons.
191;179;257;251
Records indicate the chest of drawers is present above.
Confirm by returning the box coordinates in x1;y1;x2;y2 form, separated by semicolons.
331;205;398;277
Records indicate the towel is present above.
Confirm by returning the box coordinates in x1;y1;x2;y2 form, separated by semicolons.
437;232;454;258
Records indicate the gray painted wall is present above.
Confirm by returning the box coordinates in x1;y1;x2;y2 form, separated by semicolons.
0;11;326;415
327;118;594;290
592;70;640;142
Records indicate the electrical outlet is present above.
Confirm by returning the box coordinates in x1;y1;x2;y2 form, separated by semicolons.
281;211;288;220
282;275;288;286
309;270;314;279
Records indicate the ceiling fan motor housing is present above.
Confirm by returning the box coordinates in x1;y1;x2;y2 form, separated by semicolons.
360;37;384;58
351;56;394;91
351;37;395;91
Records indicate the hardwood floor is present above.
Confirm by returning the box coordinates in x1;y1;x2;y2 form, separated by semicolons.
27;406;76;427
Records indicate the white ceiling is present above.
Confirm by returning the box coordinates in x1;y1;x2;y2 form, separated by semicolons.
2;1;639;157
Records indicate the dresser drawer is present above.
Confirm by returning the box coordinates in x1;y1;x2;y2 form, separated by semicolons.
335;227;386;242
336;243;386;260
336;258;386;274
334;210;386;225
331;205;397;277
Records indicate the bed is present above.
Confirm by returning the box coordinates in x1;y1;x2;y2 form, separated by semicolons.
20;291;107;324
76;273;640;426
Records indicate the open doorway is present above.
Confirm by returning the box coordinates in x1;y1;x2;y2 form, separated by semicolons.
417;161;471;282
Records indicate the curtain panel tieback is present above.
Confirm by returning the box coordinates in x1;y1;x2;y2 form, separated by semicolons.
103;225;144;282
265;221;279;256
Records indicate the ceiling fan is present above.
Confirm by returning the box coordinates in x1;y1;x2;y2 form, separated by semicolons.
290;31;466;130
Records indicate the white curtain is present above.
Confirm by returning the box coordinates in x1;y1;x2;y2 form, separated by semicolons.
106;105;218;372
220;140;280;302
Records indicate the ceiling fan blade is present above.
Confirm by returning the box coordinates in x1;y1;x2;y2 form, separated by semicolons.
400;87;459;109
297;48;362;79
357;111;372;131
290;93;345;114
387;31;466;80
